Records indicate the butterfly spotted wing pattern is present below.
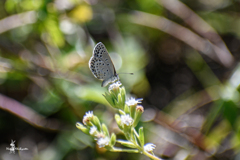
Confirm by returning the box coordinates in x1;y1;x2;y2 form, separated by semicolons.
89;42;119;87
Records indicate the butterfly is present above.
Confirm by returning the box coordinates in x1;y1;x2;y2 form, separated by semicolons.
89;42;119;87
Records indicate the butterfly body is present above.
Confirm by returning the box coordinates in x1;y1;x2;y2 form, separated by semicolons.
89;42;119;87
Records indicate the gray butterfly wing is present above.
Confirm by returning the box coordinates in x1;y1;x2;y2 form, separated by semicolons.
89;42;118;87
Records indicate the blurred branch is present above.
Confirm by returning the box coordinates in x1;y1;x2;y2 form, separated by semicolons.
130;11;234;68
153;85;223;152
154;111;208;152
0;93;65;131
156;0;234;66
0;11;37;34
164;87;219;118
153;88;215;149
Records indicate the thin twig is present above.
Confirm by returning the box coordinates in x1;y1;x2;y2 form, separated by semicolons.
129;11;234;68
0;93;64;131
157;0;233;57
0;11;37;34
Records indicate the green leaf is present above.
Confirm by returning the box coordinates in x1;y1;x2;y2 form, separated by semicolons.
117;140;136;148
115;114;123;130
130;105;136;119
117;93;123;109
222;100;239;131
203;100;223;134
124;104;130;114
102;123;109;137
5;0;17;13
110;133;116;146
103;93;115;107
76;122;89;134
44;14;65;47
130;127;138;145
120;87;126;105
118;109;125;115
118;93;125;110
113;98;119;108
92;116;101;131
139;127;144;147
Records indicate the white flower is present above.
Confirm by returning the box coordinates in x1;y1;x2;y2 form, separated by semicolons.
120;114;133;126
144;143;156;152
83;111;94;125
89;126;98;135
108;81;122;92
126;97;143;106
84;111;93;118
97;137;110;148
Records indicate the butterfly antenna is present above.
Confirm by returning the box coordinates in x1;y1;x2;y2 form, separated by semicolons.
118;73;134;75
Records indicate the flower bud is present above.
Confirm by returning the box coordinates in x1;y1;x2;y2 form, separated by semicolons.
133;105;144;127
110;133;116;146
76;122;89;134
102;123;110;137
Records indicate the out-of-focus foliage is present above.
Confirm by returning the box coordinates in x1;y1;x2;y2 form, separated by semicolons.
0;0;240;159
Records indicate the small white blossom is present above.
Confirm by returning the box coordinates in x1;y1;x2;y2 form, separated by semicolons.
144;143;156;152
89;126;98;135
84;111;93;118
83;111;94;125
97;137;110;148
108;81;122;92
120;114;133;126
126;97;143;106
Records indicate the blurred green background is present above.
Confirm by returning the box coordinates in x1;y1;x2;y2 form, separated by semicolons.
0;0;240;159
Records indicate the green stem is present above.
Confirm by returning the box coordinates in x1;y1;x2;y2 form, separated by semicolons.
110;93;162;159
143;150;163;160
110;147;139;153
133;128;139;138
125;127;162;160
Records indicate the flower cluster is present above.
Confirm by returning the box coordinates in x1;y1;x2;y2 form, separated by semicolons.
76;111;116;149
103;81;126;109
76;81;158;159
